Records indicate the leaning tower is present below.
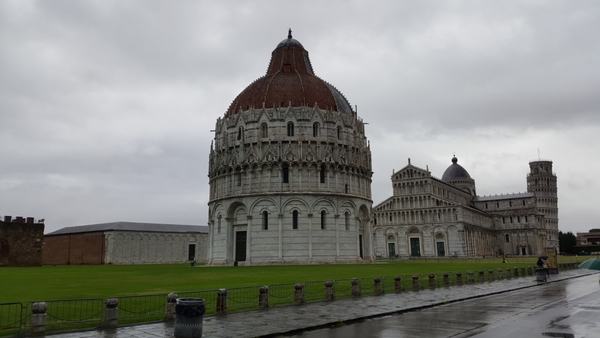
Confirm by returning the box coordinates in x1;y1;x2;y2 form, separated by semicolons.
207;30;374;265
527;160;559;249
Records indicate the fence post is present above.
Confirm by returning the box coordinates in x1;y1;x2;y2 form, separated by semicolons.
488;269;494;281
325;281;335;300
497;268;504;279
428;274;436;288
105;298;119;327
294;283;305;304
30;302;47;333
520;267;526;276
394;276;402;292
513;267;519;277
351;278;361;296
478;270;485;283
374;277;383;295
412;275;420;289
166;293;178;320
258;286;269;308
443;273;449;286
456;272;462;285
467;271;474;283
216;289;228;315
506;268;512;278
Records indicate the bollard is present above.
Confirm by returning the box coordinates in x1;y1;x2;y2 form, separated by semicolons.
374;277;383;295
325;281;335;300
478;270;485;283
105;298;119;327
443;273;449;286
456;272;463;285
30;302;47;333
216;289;228;315
506;268;512;278
488;269;494;281
520;267;526;276
497;268;504;279
394;276;403;292
294;283;305;304
258;286;269;308
527;266;533;275
467;271;474;283
166;293;178;320
412;275;420;290
351;278;361;296
428;274;436;288
174;298;205;338
513;267;519;277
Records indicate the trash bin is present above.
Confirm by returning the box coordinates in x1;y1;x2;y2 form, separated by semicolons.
174;298;206;338
536;268;548;282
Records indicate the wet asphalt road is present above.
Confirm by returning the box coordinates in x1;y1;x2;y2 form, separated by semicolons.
293;274;600;338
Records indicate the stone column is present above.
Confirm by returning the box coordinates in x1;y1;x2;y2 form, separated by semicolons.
373;277;383;295
294;283;305;304
166;293;178;320
216;289;228;315
308;214;313;259
394;276;402;292
412;275;420;290
278;213;283;259
30;302;47;333
258;286;269;308
325;281;334;300
428;274;436;288
351;278;361;296
105;298;119;327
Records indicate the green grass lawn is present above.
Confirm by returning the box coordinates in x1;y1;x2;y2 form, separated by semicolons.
0;256;582;304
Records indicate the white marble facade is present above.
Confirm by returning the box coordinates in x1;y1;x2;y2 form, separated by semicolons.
373;158;558;258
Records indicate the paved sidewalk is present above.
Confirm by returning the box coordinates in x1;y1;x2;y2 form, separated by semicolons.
40;269;598;338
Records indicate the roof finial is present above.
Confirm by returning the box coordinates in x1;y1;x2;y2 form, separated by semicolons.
408;158;411;165
288;28;292;39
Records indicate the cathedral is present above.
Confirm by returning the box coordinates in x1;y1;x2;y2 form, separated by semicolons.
207;30;374;265
372;157;558;258
206;31;558;265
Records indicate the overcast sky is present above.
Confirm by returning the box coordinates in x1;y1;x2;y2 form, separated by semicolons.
1;1;598;234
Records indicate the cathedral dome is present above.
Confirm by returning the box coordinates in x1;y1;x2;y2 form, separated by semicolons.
441;156;472;181
225;29;353;116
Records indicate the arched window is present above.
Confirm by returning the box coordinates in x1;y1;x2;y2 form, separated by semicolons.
313;122;320;137
217;215;222;234
292;210;298;229
287;122;294;137
237;126;244;140
320;165;326;183
505;234;510;243
345;183;348;194
263;211;269;230
236;172;242;186
282;163;289;183
337;126;342;139
261;123;268;138
345;212;350;230
320;210;326;230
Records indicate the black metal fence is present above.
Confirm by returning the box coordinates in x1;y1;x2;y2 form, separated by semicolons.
0;262;581;336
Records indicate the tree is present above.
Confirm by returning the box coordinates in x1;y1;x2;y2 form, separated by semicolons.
589;228;600;233
559;231;577;254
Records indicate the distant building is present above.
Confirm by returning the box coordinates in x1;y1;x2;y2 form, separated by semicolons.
576;231;600;247
207;30;374;265
43;222;208;265
0;216;44;267
372;157;558;258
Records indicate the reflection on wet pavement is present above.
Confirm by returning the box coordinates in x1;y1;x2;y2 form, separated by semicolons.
294;274;600;338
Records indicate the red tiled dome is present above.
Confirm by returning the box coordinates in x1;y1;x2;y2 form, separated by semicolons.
225;30;353;116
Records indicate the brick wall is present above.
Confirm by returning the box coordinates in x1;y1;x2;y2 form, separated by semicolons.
43;232;105;265
0;220;44;267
